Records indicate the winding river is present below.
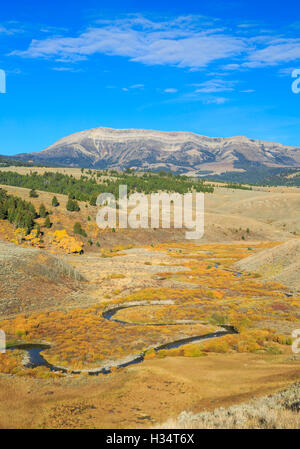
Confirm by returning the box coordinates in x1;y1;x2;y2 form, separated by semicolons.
9;301;238;375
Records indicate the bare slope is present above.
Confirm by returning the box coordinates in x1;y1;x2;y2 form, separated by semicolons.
159;382;300;429
14;127;300;174
0;241;83;316
233;240;300;291
206;188;300;235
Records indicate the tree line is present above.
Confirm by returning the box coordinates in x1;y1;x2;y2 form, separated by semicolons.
0;170;214;206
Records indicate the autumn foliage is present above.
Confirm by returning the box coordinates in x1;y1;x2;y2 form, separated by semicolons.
0;242;299;376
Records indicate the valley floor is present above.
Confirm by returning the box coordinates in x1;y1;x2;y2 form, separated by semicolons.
0;351;299;428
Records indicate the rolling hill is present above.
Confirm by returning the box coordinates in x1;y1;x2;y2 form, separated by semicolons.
233;240;300;291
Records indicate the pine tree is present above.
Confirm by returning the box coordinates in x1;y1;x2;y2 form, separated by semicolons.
66;198;80;212
73;222;87;237
52;196;59;207
44;216;51;228
39;203;47;218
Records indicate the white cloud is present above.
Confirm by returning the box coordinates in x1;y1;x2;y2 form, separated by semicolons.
0;24;22;35
278;67;295;77
244;39;300;67
237;23;257;28
52;66;82;72
221;63;241;71
164;88;178;93
105;83;144;91
130;83;144;89
9;14;300;74
202;96;228;104
10;15;246;69
193;78;237;93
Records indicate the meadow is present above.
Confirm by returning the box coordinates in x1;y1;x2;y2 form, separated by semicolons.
0;242;298;376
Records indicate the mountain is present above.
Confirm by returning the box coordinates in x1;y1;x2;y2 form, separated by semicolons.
0;154;36;167
12;127;300;176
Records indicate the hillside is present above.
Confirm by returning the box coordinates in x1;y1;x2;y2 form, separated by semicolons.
233;240;300;291
12;127;300;176
0;179;297;255
0;241;83;316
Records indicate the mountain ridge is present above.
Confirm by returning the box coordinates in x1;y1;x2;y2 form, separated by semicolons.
11;126;300;176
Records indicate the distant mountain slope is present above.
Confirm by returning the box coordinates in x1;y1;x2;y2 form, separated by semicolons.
13;127;300;175
0;155;38;167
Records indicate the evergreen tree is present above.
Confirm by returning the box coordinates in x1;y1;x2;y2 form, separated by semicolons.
35;224;41;237
0;188;36;234
73;222;87;237
52;195;59;207
66;198;80;212
44;216;51;228
39;203;47;218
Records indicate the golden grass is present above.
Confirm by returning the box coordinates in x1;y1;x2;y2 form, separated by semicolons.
159;382;300;429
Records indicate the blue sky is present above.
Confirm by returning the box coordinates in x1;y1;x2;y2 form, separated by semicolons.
1;0;300;155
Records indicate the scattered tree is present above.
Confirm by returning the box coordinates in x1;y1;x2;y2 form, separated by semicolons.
39;203;47;218
52;196;59;207
73;222;87;237
29;188;38;198
66;198;80;212
44;216;51;228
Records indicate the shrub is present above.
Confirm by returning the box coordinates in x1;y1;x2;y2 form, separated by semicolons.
29;189;38;198
183;345;204;357
50;229;83;253
202;340;230;353
66;198;80;212
210;312;227;325
73;222;87;237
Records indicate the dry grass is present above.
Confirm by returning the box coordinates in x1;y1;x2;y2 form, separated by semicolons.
0;351;298;428
159;382;300;429
234;239;300;291
0;241;84;316
1;174;299;256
